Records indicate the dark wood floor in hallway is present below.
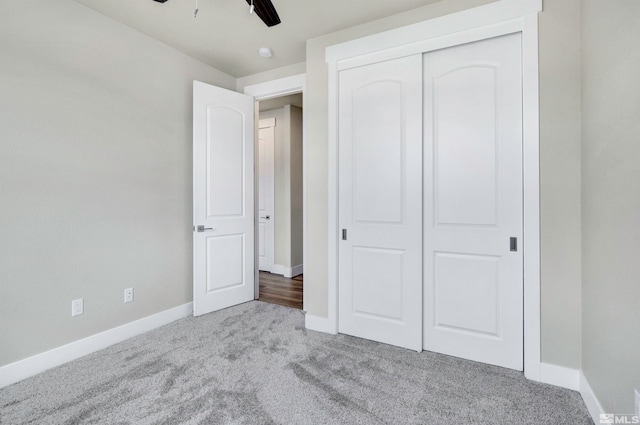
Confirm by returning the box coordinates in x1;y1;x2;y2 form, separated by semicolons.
258;271;303;310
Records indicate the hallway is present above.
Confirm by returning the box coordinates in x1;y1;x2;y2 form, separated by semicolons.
258;272;303;310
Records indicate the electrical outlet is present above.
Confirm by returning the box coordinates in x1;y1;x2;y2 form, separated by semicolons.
71;298;83;317
635;389;639;417
124;288;134;303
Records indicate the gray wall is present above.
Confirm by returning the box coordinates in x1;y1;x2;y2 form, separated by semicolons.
581;0;640;413
0;0;235;367
538;0;583;369
288;106;304;268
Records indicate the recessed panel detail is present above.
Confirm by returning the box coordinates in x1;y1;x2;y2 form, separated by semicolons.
352;246;404;322
353;81;404;224
207;106;244;218
206;234;244;293
258;222;266;258
434;66;498;226
434;252;499;337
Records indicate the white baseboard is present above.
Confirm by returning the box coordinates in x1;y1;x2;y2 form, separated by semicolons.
579;371;606;424
271;264;303;278
0;302;193;389
290;264;303;277
305;314;337;334
540;362;580;391
270;264;285;276
538;364;605;424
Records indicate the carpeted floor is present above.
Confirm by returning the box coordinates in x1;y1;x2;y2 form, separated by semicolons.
0;301;592;424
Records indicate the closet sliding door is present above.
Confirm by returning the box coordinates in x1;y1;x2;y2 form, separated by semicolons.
337;55;423;351
422;33;524;370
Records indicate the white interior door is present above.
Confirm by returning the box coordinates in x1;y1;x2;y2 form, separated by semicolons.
338;55;423;351
423;33;524;370
193;81;255;316
258;118;275;272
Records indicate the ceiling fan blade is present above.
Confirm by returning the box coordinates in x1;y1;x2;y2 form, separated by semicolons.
245;0;281;27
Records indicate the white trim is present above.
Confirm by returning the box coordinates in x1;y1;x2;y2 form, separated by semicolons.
539;363;579;391
258;117;276;277
336;19;525;72
244;74;306;101
259;117;276;129
521;12;542;382
305;314;338;335
270;264;286;276
326;0;542;62
271;264;303;278
326;60;339;334
290;264;304;278
0;303;193;389
243;74;307;310
326;2;541;378
580;371;606;424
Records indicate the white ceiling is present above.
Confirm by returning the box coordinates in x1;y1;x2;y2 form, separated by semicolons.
72;0;441;77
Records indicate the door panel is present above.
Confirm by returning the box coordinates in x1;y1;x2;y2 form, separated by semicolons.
207;107;245;217
352;80;404;224
423;33;523;370
434;66;498;226
434;253;499;336
338;55;423;351
193;81;254;316
353;247;405;321
206;234;244;292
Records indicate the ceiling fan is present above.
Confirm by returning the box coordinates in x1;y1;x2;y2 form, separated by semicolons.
152;0;281;27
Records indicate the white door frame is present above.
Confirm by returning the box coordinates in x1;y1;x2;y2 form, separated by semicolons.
326;0;542;381
258;117;276;275
244;74;307;308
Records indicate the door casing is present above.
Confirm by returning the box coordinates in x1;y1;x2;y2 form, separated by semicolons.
325;0;542;381
243;74;307;306
257;118;276;273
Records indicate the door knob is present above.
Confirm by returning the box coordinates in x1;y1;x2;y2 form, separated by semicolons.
196;225;215;232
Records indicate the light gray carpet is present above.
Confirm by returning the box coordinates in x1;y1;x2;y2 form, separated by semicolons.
0;301;592;424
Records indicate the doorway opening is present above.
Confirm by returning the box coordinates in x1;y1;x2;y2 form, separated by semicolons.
255;93;304;310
